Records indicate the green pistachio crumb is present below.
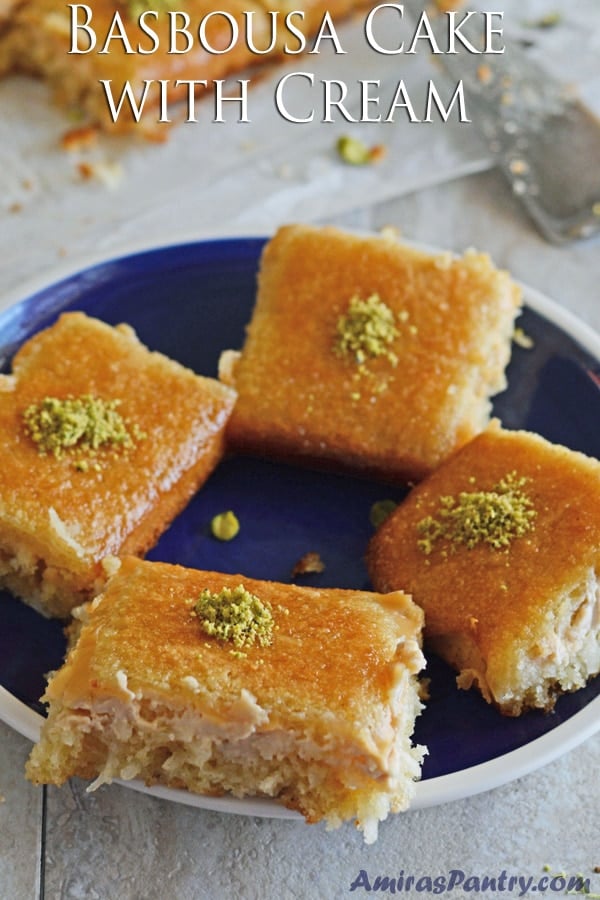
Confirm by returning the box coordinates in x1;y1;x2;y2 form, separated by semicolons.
210;510;240;541
334;294;399;367
23;394;143;468
126;0;176;18
193;584;274;649
336;135;370;165
336;135;386;165
524;11;561;28
369;499;398;529
417;471;536;554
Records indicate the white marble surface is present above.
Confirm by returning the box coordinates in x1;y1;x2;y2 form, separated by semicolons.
1;2;600;897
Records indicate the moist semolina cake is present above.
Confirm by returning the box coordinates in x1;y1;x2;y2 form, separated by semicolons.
0;1;465;134
0;0;370;134
0;312;236;618
26;556;426;843
367;421;600;715
220;225;522;484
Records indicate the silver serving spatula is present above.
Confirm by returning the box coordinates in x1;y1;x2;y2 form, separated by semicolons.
412;8;600;244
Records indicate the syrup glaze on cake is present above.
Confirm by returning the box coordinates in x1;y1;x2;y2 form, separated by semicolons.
221;225;522;483
368;423;600;715
26;556;426;842
0;312;236;617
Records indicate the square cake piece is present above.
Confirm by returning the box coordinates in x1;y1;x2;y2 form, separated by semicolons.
0;312;236;618
367;422;600;715
0;0;371;133
26;556;426;842
220;225;522;483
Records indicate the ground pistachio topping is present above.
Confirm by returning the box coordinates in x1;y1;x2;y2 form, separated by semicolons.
336;135;387;166
336;135;371;165
23;394;144;465
523;11;562;28
333;294;399;367
370;498;398;529
193;584;274;649
210;510;240;541
125;0;176;19
417;472;536;555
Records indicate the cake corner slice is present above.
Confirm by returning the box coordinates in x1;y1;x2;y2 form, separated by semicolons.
26;556;426;842
368;422;600;715
221;224;522;483
0;311;236;618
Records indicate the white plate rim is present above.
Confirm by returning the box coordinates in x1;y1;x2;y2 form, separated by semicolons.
1;235;599;821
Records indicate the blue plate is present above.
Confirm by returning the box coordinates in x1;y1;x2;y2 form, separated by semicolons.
1;238;599;813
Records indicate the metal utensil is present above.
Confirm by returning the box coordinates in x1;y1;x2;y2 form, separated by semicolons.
412;9;600;244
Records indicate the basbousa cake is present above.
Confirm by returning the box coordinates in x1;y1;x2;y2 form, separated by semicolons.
368;422;600;715
0;0;371;134
26;556;426;843
0;1;465;134
0;312;236;618
220;225;522;484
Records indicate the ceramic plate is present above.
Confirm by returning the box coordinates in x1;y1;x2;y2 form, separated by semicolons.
1;237;599;817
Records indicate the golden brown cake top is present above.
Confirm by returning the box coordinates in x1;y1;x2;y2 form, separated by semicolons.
225;225;521;481
45;557;424;747
5;0;373;131
14;0;270;77
0;312;235;566
368;422;600;661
